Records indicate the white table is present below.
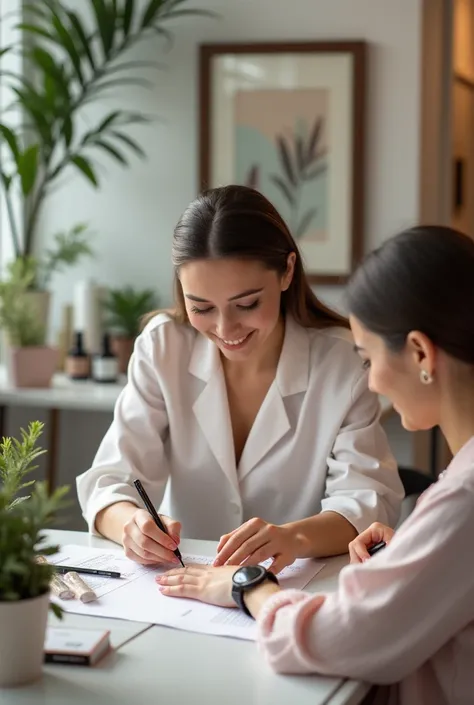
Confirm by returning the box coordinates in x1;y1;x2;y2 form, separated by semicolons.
0;530;371;705
0;365;394;490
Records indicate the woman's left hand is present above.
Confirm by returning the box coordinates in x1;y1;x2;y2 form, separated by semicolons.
156;564;237;607
213;518;301;574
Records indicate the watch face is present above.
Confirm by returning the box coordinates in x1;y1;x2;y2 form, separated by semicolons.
233;565;265;585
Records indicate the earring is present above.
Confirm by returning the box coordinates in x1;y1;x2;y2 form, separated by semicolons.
420;369;433;385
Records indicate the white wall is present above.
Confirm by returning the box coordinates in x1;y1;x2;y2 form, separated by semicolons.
5;0;422;528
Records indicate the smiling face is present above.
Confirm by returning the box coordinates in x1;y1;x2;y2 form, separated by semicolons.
179;256;294;361
350;315;440;431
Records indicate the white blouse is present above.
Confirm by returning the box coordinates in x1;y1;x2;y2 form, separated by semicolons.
77;314;403;539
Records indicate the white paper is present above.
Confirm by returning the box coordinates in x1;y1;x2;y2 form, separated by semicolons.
50;545;325;641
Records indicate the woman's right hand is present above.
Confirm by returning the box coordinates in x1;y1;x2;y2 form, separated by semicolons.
122;508;182;566
348;522;395;564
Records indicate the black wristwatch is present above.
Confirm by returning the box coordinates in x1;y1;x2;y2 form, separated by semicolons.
232;565;279;617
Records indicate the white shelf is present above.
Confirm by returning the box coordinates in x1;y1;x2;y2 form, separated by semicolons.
0;366;393;417
0;367;126;412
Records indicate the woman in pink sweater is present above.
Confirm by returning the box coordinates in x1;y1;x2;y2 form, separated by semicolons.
157;225;474;705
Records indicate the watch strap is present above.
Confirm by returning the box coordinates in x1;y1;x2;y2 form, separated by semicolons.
232;567;279;617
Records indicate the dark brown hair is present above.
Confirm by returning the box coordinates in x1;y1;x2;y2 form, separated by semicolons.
346;225;474;364
149;185;347;329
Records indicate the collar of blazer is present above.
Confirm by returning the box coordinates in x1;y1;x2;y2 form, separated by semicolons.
187;316;311;483
188;315;310;396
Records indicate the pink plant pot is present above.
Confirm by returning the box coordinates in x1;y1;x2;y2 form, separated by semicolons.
8;346;59;388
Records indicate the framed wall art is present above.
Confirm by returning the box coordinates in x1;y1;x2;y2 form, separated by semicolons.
199;41;366;283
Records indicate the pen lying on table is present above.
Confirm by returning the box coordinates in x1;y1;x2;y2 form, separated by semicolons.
52;565;122;579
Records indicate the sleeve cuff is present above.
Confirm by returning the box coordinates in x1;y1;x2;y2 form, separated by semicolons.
256;590;327;674
83;494;140;536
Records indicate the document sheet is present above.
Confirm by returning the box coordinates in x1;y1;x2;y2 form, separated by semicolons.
50;545;325;641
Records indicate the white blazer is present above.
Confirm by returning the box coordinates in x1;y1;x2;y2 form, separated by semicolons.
77;314;404;540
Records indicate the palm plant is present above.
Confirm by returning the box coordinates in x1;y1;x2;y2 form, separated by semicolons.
0;0;211;284
104;286;157;338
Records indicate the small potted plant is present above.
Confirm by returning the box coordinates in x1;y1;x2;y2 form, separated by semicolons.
103;286;158;374
0;259;58;388
0;421;69;688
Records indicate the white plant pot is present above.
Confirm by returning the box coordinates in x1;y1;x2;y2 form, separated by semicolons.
0;592;50;688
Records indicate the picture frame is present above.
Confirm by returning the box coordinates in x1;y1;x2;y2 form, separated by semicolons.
199;41;366;284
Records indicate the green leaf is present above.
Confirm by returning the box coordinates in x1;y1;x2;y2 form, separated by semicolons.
0;171;12;192
49;602;63;620
18;145;39;196
30;47;69;98
142;0;165;27
9;86;51;137
161;8;217;21
97;110;122;132
92;77;153;93
16;24;56;43
62;116;74;147
70;155;99;187
105;59;166;76
95;139;128;165
123;0;135;36
89;0;115;58
66;11;96;70
39;223;93;289
0;124;20;164
50;15;85;86
22;3;51;21
148;25;173;49
8;497;29;510
110;131;146;158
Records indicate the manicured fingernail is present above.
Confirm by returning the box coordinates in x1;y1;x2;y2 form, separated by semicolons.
171;534;180;545
213;558;221;566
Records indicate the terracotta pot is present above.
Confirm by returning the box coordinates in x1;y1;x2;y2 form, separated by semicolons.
0;592;49;687
8;346;59;388
110;335;134;375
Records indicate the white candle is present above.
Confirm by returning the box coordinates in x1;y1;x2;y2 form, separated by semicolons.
73;279;102;354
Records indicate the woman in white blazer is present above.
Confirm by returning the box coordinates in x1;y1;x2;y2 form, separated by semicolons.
77;185;403;571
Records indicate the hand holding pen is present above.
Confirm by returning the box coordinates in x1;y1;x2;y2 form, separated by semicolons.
121;480;184;567
348;522;395;564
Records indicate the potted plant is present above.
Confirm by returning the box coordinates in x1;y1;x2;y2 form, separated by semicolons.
0;421;69;688
104;286;158;373
0;259;58;388
0;0;211;328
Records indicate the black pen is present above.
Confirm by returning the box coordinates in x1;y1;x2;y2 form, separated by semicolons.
53;565;121;579
367;540;386;557
133;479;185;568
